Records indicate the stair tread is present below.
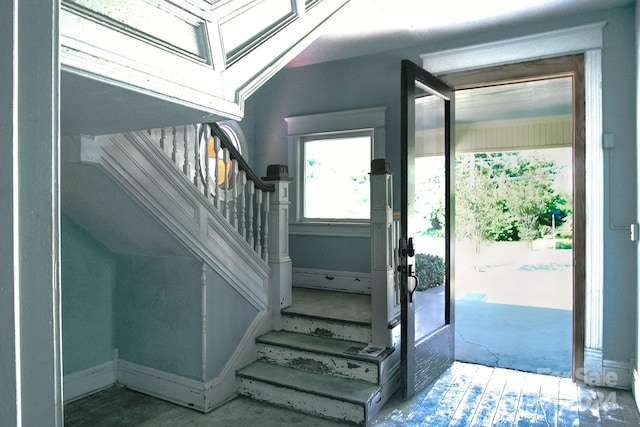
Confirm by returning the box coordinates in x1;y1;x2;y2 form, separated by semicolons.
238;361;380;405
258;330;389;362
282;287;370;325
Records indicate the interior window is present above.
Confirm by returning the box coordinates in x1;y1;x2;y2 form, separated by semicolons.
286;107;386;236
301;132;372;220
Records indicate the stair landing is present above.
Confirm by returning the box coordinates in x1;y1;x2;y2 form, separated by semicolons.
283;287;371;324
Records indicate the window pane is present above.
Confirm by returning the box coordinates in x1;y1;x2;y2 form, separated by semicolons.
303;136;371;219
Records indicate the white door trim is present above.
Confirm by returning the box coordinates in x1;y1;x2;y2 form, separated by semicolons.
420;22;605;74
420;22;606;381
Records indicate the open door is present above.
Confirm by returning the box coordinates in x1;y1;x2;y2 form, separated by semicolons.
400;59;455;398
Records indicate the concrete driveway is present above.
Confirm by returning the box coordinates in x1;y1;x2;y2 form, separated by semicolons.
454;241;573;376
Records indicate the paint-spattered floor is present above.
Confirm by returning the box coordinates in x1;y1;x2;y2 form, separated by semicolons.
64;362;640;426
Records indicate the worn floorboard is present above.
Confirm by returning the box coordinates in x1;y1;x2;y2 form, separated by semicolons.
65;362;640;426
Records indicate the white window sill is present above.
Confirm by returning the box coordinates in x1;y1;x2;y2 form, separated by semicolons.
290;222;371;238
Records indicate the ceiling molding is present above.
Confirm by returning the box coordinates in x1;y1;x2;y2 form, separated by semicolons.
420;21;606;75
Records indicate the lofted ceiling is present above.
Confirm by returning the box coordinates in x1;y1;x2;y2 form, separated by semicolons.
60;0;633;136
289;0;634;68
288;0;633;124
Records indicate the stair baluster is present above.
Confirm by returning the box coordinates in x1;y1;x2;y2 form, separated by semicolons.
203;128;211;203
160;128;166;150
262;192;269;262
238;172;246;238
223;148;230;221
171;127;178;164
194;124;201;190
247;180;255;248
231;160;238;228
183;126;190;177
255;190;262;255
213;135;221;211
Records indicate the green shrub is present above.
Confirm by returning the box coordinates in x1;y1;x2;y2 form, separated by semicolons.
555;239;572;250
414;253;445;291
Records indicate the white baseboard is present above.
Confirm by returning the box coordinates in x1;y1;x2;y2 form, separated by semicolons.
64;360;116;403
633;369;640;409
117;359;207;411
582;348;631;389
293;268;371;293
117;311;271;413
603;359;632;389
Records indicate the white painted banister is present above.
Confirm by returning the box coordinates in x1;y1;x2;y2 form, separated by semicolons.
370;159;401;349
146;123;286;265
263;164;293;326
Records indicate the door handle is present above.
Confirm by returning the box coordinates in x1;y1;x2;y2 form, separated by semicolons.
408;264;419;303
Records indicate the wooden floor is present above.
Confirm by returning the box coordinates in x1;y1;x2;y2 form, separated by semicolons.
65;362;640;426
373;362;640;426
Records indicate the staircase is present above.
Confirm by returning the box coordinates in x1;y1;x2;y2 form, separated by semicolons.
237;287;400;425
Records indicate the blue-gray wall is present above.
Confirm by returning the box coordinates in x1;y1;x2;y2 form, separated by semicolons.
115;255;203;380
62;222;261;383
598;5;638;368
245;5;637;366
61;215;116;374
205;265;259;379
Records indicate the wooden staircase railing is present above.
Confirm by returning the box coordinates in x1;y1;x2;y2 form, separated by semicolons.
147;123;281;262
146;121;293;321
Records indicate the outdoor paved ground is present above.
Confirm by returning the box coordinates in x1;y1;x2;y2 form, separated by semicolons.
454;240;573;376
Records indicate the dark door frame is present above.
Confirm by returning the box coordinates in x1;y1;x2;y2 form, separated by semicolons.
400;59;456;398
441;54;585;379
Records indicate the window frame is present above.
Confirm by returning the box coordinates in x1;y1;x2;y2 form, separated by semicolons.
299;129;373;222
286;107;386;237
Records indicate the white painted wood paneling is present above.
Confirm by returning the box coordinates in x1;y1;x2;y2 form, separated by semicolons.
416;115;572;157
72;130;271;311
293;268;371;293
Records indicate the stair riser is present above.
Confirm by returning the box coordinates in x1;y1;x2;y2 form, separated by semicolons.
257;344;379;384
238;377;367;425
282;314;371;343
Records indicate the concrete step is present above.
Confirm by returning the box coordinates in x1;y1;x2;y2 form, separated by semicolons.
281;310;372;343
257;330;391;384
237;361;382;425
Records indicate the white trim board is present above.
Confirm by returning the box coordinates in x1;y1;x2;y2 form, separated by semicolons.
603;359;632;390
633;369;640;410
117;360;207;411
421;22;606;74
63;360;116;403
583;348;632;389
293;268;372;294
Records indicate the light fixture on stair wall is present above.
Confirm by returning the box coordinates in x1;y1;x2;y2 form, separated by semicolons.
207;136;235;187
199;120;247;191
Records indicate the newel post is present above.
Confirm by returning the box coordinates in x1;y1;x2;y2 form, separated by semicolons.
263;165;293;330
370;159;399;348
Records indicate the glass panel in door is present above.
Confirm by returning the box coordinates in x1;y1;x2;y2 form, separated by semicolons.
400;59;455;398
